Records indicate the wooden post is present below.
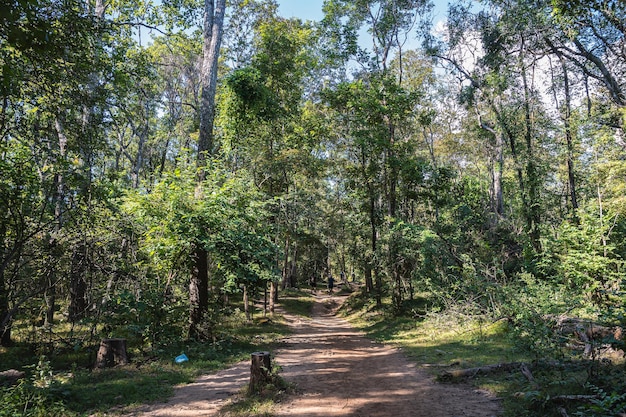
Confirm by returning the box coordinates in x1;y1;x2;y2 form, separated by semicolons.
249;351;271;394
95;338;129;368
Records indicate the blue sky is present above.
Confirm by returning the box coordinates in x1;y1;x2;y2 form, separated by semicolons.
277;0;449;22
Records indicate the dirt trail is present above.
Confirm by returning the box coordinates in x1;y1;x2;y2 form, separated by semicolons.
129;293;501;416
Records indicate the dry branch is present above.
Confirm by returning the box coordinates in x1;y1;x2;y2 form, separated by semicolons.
440;362;524;379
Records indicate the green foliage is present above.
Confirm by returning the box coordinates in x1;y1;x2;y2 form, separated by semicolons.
495;273;572;359
0;357;70;417
574;385;626;417
226;67;276;120
541;209;624;304
101;288;186;348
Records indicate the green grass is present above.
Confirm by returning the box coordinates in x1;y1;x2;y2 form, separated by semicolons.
217;368;294;417
278;289;315;318
338;289;626;417
0;308;292;417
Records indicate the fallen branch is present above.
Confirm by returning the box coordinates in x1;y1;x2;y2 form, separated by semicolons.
552;395;599;402
422;361;461;368
440;362;524;379
439;360;569;380
520;363;534;382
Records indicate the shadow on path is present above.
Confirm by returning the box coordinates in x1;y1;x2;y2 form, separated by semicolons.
129;293;501;416
274;293;501;417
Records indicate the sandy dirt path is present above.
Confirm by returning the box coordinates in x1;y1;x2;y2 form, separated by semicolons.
129;293;501;416
274;294;501;417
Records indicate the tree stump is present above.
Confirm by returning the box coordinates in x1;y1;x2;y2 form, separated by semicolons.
249;351;271;393
95;338;129;368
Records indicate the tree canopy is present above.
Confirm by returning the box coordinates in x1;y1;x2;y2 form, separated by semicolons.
1;0;626;414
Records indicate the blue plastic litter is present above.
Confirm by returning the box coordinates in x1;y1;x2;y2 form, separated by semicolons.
175;353;189;363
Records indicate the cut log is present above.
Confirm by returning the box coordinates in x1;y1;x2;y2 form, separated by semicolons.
0;369;25;386
249;351;271;394
95;338;129;368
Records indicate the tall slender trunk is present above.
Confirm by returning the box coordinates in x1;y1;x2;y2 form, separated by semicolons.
197;0;226;174
364;265;373;293
520;40;542;254
189;245;209;339
69;244;87;322
0;222;10;346
370;190;382;308
559;58;579;218
189;0;226;336
45;118;69;327
492;132;504;217
547;40;580;220
281;235;290;289
479;114;504;219
243;285;250;321
269;281;276;314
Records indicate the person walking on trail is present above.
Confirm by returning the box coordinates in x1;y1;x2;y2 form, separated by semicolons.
327;274;334;294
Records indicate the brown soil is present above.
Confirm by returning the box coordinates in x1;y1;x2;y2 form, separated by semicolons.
128;293;501;416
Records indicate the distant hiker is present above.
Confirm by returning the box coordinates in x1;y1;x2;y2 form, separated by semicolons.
340;270;346;284
327;274;334;294
309;275;317;293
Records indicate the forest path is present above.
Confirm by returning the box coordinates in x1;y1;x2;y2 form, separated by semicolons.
128;292;501;416
273;292;500;417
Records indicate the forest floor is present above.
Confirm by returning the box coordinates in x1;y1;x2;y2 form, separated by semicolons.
127;293;502;417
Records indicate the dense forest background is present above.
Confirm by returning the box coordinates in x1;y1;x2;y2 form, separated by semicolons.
1;0;625;414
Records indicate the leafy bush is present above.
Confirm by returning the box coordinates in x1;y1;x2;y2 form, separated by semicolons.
0;357;71;417
574;385;626;417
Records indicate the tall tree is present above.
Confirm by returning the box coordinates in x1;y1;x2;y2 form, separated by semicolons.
321;0;431;307
189;0;226;338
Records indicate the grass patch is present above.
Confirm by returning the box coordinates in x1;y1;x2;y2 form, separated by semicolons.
218;367;293;417
339;289;626;417
1;309;292;416
278;290;315;318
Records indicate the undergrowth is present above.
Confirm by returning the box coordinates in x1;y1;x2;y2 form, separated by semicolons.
0;307;291;416
339;286;626;417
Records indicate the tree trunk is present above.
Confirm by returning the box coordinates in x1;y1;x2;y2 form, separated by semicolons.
190;0;225;339
492;132;504;217
559;57;579;218
197;0;226;174
0;269;10;347
189;245;209;339
95;338;129;368
369;187;382;307
281;235;290;289
243;285;250;321
269;281;276;314
249;351;271;394
520;39;542;255
289;243;298;288
69;244;88;322
365;265;373;293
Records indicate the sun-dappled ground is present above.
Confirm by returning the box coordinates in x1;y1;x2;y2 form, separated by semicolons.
127;293;501;416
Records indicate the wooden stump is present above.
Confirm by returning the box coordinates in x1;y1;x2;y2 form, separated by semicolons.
95;338;129;368
249;351;271;393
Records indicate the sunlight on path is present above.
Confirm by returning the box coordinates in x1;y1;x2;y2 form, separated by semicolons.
129;293;500;417
127;361;249;416
274;294;501;417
